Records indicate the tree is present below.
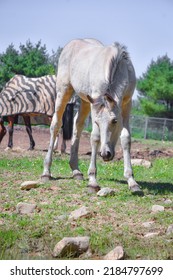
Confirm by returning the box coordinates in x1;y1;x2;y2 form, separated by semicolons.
137;55;173;118
0;40;56;90
0;44;19;88
49;47;62;73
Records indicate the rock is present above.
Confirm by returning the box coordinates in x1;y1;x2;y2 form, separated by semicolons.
20;180;42;190
163;199;172;204
53;236;90;258
0;220;4;226
68;206;92;221
131;159;152;168
104;246;124;260
144;232;160;238
152;205;164;213
142;221;155;228
54;214;68;222
166;224;173;235
16;202;36;214
97;187;116;197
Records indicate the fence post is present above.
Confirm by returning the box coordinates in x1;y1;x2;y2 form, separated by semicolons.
162;118;167;141
144;117;148;139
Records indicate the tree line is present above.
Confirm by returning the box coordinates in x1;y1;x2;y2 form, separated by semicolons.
0;40;173;118
136;55;173;118
0;40;62;90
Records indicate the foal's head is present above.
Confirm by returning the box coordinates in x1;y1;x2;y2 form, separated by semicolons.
88;93;120;161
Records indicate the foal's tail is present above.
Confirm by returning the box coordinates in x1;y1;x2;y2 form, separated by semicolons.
62;103;74;140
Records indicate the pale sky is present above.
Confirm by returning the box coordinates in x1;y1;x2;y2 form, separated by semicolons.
0;0;172;86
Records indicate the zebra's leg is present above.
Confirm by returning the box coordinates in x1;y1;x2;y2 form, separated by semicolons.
7;116;14;148
0;118;7;143
23;115;35;150
61;139;66;154
42;86;74;180
69;99;90;179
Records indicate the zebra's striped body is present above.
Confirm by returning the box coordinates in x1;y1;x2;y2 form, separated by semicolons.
0;75;56;117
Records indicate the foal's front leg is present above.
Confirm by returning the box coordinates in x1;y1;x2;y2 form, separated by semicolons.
42;111;61;180
120;104;144;195
42;89;72;180
87;123;100;191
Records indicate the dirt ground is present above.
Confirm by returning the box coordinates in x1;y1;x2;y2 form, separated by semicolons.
1;125;173;160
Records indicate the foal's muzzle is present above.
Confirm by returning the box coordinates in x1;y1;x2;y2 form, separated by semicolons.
100;150;114;161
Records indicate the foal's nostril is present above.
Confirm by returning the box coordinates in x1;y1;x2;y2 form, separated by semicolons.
101;151;112;161
106;151;111;158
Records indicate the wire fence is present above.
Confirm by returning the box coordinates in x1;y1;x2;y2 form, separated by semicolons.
19;114;173;142
130;115;173;141
84;115;173;141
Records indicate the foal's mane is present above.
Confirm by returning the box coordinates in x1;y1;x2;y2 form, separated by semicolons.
108;42;130;85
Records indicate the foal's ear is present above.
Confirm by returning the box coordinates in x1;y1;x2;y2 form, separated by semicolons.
104;93;117;105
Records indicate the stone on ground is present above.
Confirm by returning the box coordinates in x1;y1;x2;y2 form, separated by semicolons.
16;202;36;214
131;159;152;168
97;187;116;197
20;180;42;190
166;224;173;235
104;246;124;260
151;205;164;213
68;206;92;221
53;236;90;258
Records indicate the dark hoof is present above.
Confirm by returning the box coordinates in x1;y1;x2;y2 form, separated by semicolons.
130;185;144;196
87;185;101;193
41;175;52;182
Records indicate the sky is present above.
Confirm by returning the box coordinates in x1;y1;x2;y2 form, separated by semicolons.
0;0;172;96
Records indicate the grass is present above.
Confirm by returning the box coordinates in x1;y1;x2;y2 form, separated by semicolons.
0;147;173;260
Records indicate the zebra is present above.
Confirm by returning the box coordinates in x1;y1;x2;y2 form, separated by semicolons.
0;74;75;150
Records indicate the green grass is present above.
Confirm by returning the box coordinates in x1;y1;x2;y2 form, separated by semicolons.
0;148;173;259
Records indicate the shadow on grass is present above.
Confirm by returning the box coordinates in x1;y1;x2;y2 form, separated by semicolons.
46;175;173;194
116;179;173;194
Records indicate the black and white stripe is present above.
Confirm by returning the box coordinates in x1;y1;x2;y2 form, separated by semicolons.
0;75;57;117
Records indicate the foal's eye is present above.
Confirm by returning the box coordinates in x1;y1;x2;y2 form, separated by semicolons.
111;118;117;124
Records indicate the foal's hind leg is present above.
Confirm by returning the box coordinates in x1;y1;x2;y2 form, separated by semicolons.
42;86;73;180
69;99;90;179
120;100;144;196
23;115;35;150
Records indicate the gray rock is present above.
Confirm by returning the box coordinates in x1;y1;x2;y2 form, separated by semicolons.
163;199;172;204
104;246;124;260
54;214;68;222
152;205;164;213
0;220;4;226
131;159;152;168
69;206;92;221
16;202;36;214
20;180;42;190
144;232;160;238
166;224;173;235
53;236;90;258
142;221;155;228
97;187;116;197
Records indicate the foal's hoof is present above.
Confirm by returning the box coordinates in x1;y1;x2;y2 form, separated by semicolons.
87;184;101;194
41;175;51;182
130;185;144;196
73;171;84;180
